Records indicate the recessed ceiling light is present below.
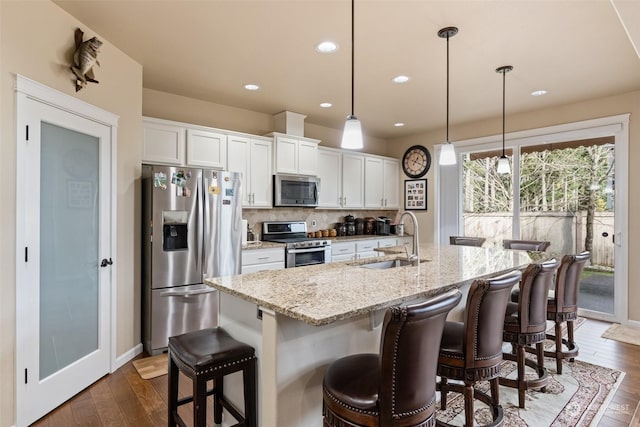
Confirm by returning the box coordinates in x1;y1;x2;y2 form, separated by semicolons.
392;75;410;84
244;84;260;91
394;122;405;127
316;41;338;53
531;90;547;97
320;102;332;108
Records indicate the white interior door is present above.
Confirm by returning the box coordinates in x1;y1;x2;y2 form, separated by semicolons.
15;77;116;426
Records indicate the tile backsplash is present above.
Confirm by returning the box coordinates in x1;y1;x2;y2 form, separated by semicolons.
243;208;399;238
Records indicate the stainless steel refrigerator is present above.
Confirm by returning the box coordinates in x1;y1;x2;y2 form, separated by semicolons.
142;165;242;355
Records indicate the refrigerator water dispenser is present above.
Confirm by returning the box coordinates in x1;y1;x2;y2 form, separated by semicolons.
163;210;188;251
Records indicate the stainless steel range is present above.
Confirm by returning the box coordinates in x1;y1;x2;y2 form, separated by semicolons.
262;221;332;268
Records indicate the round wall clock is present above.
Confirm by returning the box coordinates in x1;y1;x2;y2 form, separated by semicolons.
402;145;431;178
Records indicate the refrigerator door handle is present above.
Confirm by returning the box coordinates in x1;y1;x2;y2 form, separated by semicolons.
160;288;217;297
196;174;204;275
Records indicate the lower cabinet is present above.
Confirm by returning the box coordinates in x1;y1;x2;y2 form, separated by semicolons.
331;241;356;262
241;247;285;273
355;240;378;259
377;238;399;249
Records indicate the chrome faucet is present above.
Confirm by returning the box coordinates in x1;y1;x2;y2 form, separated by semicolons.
399;211;420;265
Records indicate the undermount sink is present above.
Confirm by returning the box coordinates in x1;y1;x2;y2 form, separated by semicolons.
360;259;425;269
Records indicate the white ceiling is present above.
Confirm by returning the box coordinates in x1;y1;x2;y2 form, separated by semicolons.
54;0;640;140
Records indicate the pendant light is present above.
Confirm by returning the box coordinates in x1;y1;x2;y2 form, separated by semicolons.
496;65;513;175
341;0;363;149
438;27;458;165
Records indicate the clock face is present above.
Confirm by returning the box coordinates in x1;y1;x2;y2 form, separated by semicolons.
402;145;431;178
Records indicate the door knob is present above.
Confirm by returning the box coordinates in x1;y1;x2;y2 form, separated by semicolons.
100;258;113;267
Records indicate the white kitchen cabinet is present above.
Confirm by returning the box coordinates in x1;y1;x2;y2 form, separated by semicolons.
227;136;272;208
364;156;384;209
355;240;378;259
364;156;400;209
342;153;365;208
272;133;320;176
242;247;285;273
186;128;227;169
331;241;356;262
317;148;342;208
142;118;185;165
378;237;398;248
383;159;400;208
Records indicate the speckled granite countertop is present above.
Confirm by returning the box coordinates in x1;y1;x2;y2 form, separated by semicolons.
241;241;285;250
205;244;537;327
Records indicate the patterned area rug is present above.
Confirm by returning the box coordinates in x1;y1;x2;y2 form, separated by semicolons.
436;356;624;426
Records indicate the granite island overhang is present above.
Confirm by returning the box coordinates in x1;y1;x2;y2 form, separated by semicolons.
203;244;540;426
205;243;537;327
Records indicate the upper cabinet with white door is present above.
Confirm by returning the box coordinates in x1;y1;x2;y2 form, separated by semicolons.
342;152;365;208
227;135;272;208
143;117;227;169
364;156;400;209
318;147;399;210
317;147;342;208
186;128;226;169
142;117;186;165
270;132;320;176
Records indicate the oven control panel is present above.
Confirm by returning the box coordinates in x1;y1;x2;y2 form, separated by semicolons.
289;239;331;249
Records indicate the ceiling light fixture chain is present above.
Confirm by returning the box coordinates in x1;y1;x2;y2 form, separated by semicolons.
496;65;513;175
341;0;363;150
437;26;458;166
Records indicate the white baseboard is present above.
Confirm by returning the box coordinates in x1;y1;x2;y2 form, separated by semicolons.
624;319;640;328
112;343;143;373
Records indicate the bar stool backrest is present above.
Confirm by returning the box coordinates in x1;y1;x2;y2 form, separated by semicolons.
555;251;591;312
503;239;551;251
516;259;560;333
449;236;486;247
378;290;462;424
463;271;522;363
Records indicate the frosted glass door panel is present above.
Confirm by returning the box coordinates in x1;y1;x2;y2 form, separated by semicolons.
39;122;99;380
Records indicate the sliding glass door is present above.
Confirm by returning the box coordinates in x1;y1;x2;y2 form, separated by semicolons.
438;115;628;322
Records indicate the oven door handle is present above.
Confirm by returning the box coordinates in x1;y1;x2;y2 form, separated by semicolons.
287;246;328;254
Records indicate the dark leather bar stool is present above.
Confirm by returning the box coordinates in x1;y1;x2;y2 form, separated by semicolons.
449;236;486;247
322;290;462;427
168;327;257;427
502;239;550;251
545;251;591;374
437;271;521;427
500;259;559;408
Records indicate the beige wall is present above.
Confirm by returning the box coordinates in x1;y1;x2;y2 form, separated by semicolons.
143;88;391;156
0;1;142;425
388;90;640;320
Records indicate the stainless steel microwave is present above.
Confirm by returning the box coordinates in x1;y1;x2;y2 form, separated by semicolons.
273;174;319;207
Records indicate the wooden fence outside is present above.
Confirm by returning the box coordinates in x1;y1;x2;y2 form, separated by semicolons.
463;211;614;267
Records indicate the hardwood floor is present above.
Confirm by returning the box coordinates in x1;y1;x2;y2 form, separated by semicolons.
31;319;640;427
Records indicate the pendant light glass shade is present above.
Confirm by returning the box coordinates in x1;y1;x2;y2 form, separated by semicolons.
437;27;458;166
439;143;457;165
497;156;510;174
341;0;363;149
342;114;363;149
496;65;513;175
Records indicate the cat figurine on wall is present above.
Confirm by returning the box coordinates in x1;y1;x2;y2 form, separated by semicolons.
71;28;103;92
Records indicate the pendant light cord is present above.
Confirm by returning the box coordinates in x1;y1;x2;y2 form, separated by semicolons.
350;0;355;117
502;68;506;155
446;34;450;142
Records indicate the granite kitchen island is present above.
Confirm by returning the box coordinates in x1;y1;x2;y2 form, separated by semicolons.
204;243;537;427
